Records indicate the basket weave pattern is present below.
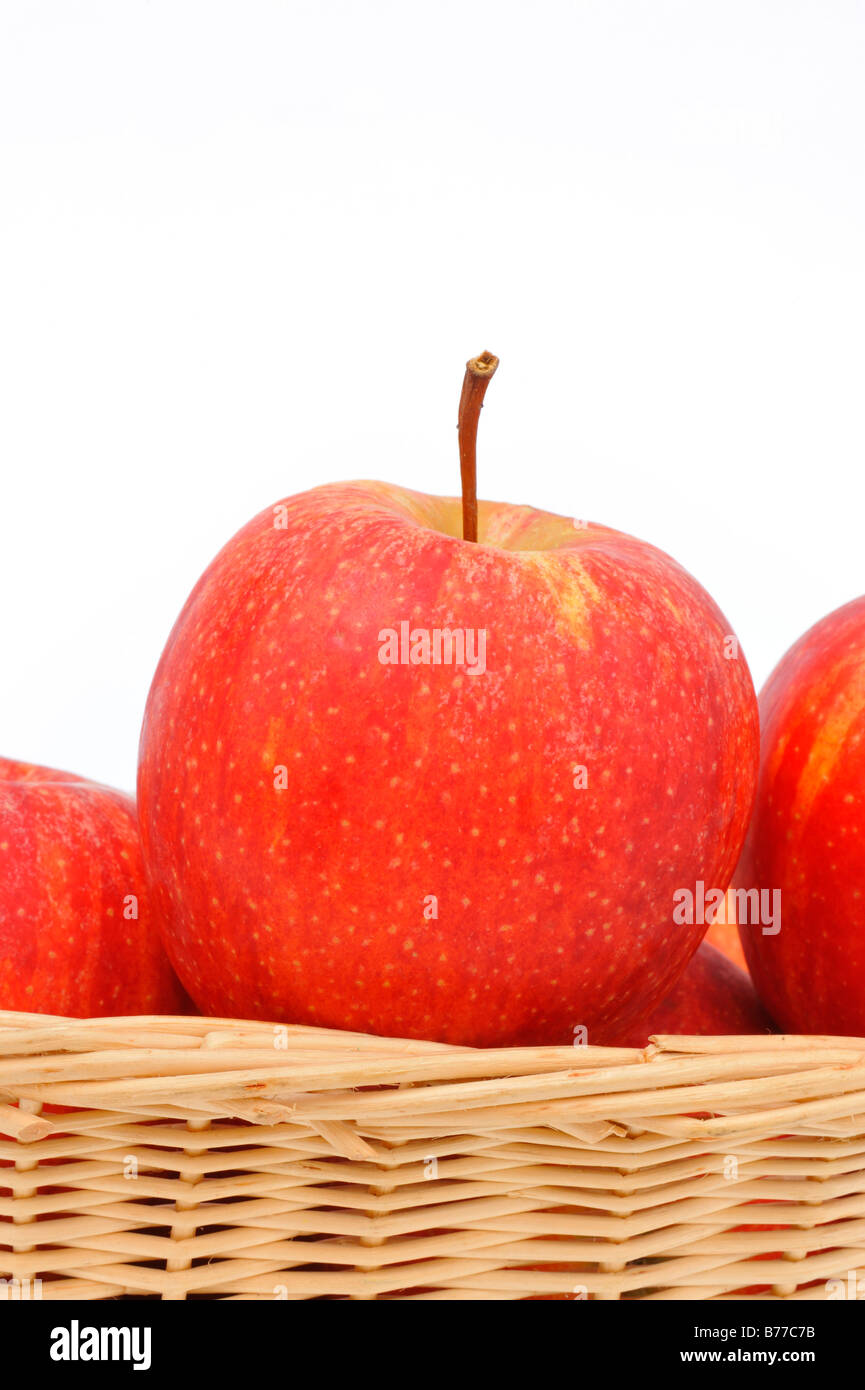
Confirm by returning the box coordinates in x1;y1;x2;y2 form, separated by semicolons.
2;1010;865;1300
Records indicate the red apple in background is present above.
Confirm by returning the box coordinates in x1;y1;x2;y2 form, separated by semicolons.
138;353;759;1046
611;942;774;1046
733;595;865;1035
0;757;190;1017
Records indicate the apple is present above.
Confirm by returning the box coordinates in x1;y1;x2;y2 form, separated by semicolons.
0;756;190;1016
611;941;774;1046
138;352;759;1046
733;594;865;1035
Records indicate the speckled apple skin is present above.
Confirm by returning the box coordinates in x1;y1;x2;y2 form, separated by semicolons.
0;758;191;1017
734;594;865;1035
612;942;774;1047
138;482;758;1046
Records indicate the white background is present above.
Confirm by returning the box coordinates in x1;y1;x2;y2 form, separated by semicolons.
2;1;863;792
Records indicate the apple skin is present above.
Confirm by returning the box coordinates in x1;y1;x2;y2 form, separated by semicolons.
611;942;774;1047
0;757;191;1017
733;594;865;1035
138;482;758;1046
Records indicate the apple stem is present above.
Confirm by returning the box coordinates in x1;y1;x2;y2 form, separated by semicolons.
458;350;499;543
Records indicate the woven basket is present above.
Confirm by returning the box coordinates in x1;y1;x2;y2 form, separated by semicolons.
2;1009;864;1301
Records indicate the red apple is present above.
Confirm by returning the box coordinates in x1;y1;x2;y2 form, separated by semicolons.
611;942;774;1046
138;355;758;1045
0;757;190;1016
733;594;865;1035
